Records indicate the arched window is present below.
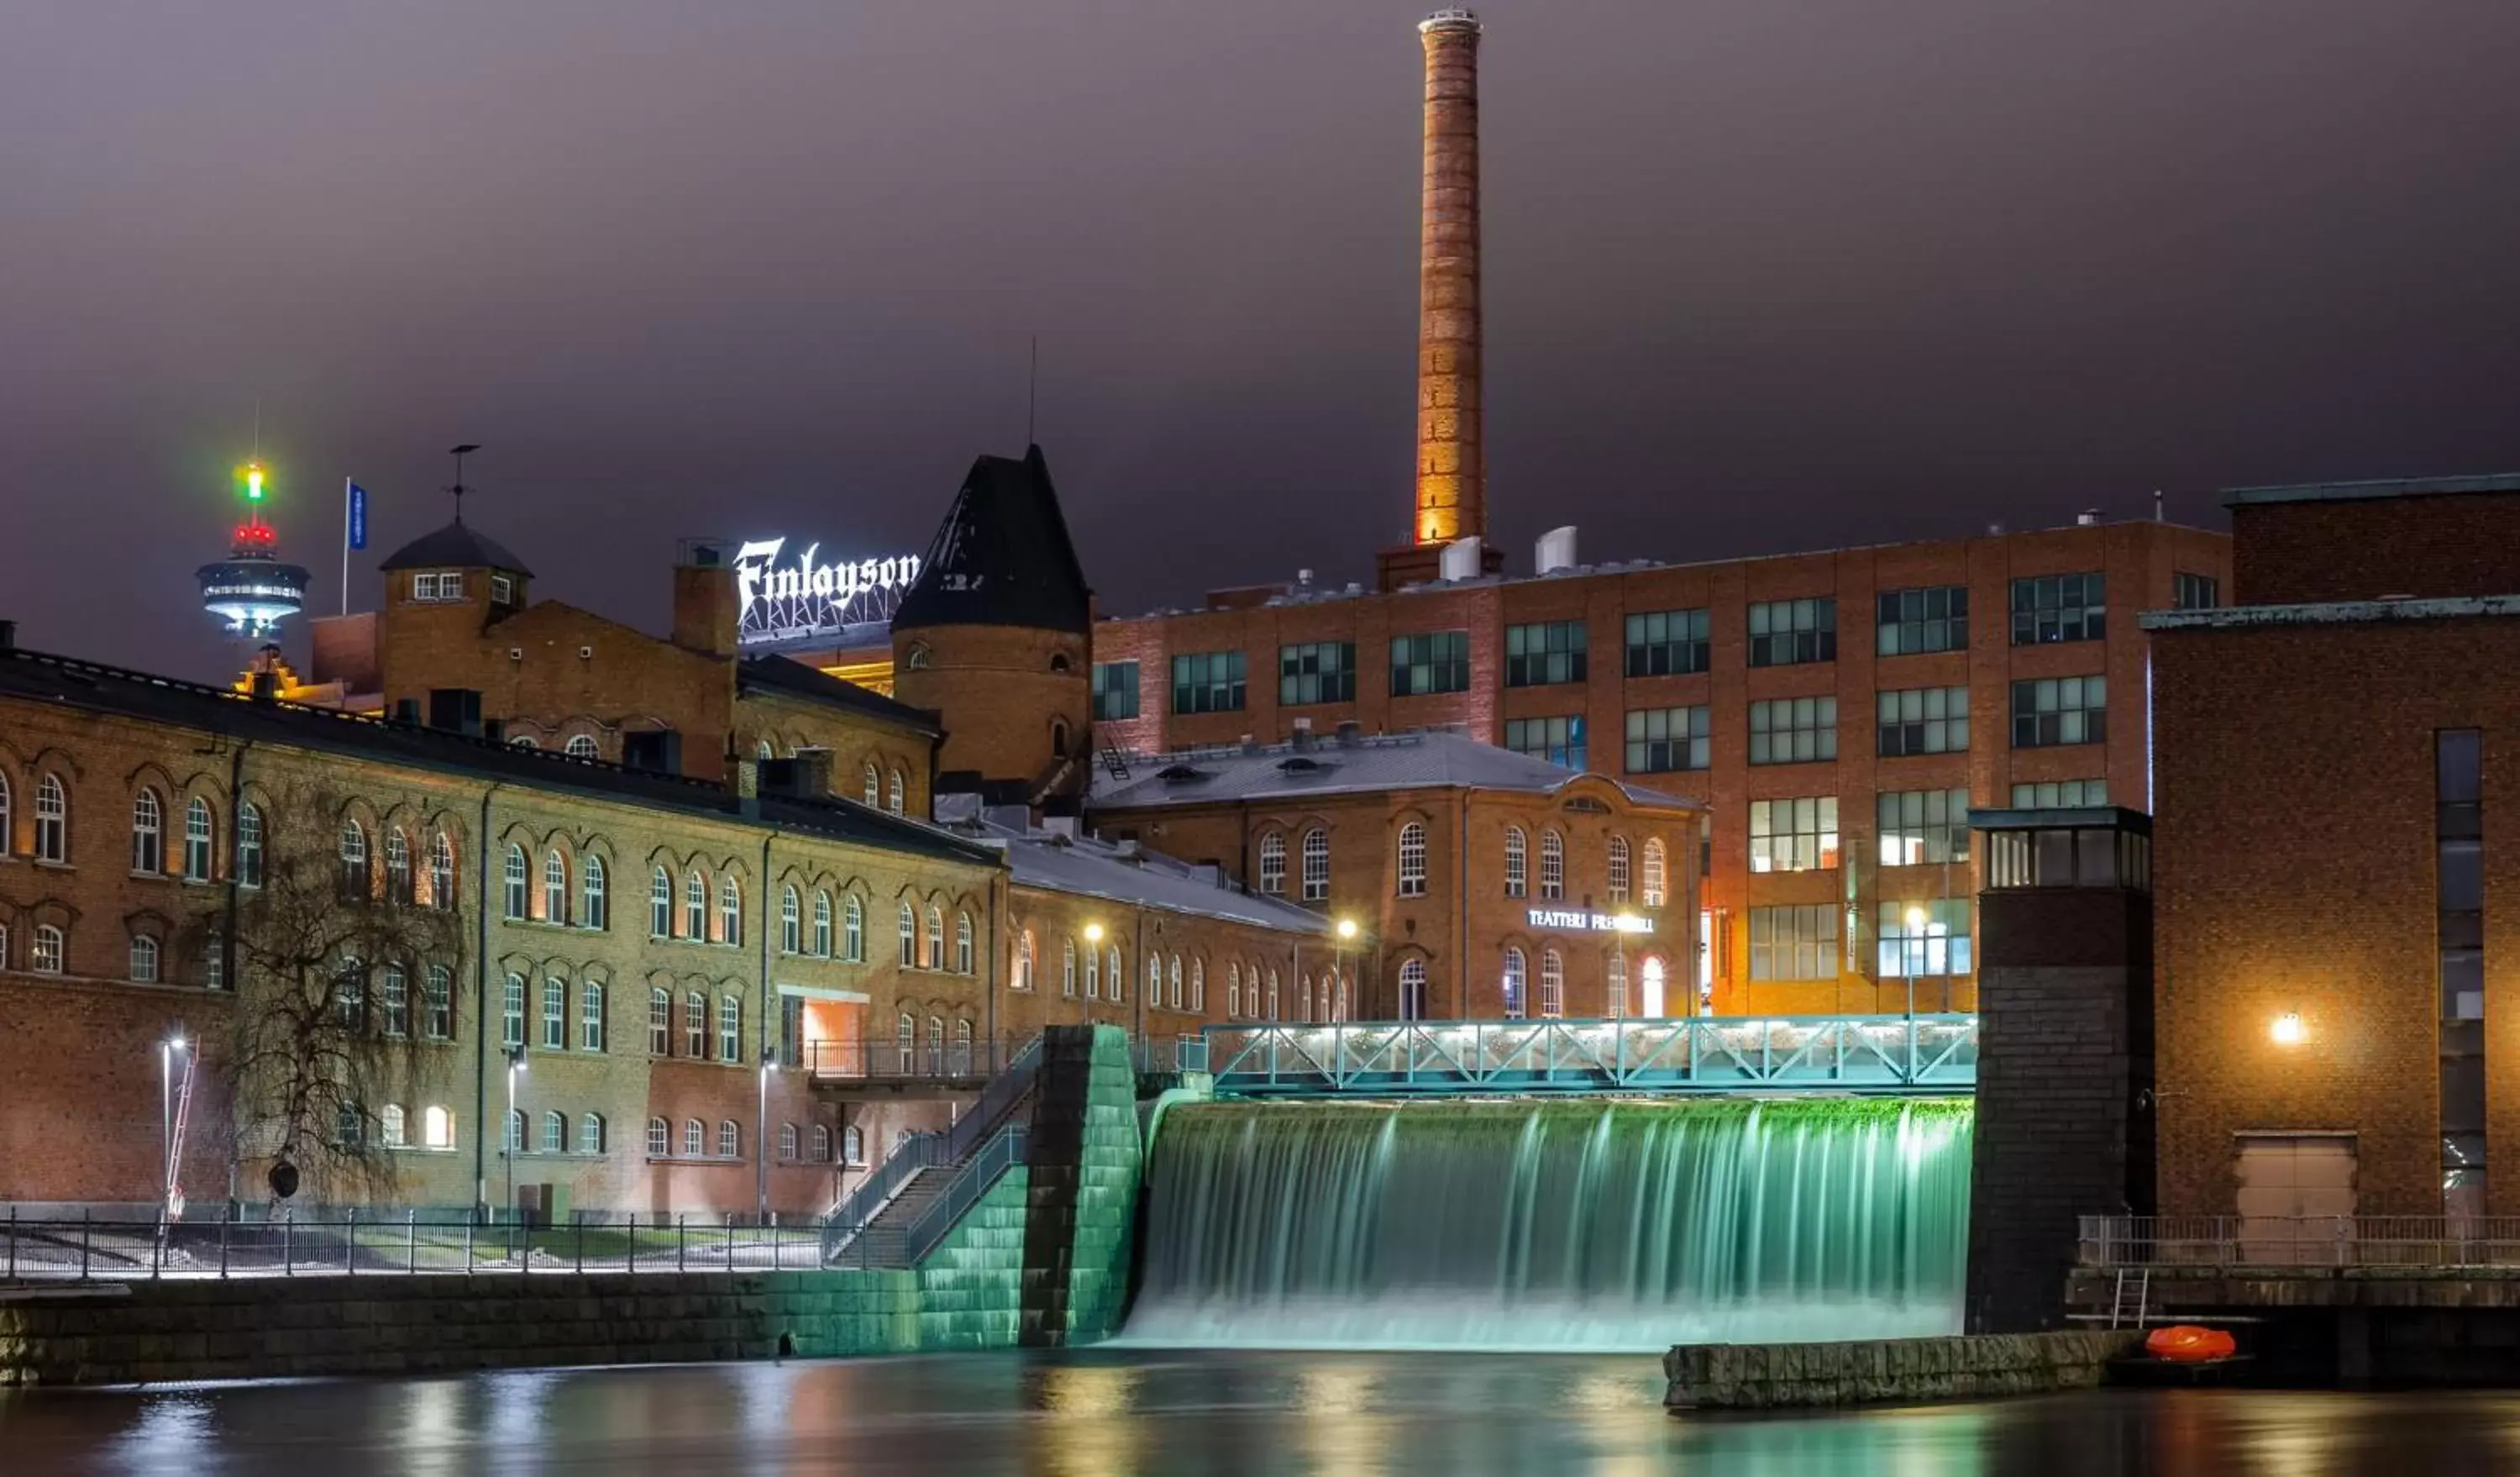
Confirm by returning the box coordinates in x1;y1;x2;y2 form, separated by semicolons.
425;1106;455;1150
718;994;742;1063
683;1119;704;1158
898;902;917;966
862;763;880;807
1539;949;1565;1018
843;1124;864;1164
925;905;944;969
1063;938;1079;997
1540;830;1565;900
580;979;606;1051
651;866;673;937
958;912;975;975
684;871;706;939
812;1124;832;1163
427;830;452;907
335;959;367;1032
501;974;526;1047
1607;950;1629;1019
779;1122;799;1160
905;643;932;670
719;1120;740;1158
1300;828;1330;901
648;1117;669;1157
1227;962;1242;1017
502;844;528;920
1608;836;1631;905
1110;947;1126;1005
582;855;607;930
1082;939;1098;1000
1016;930;1036;991
182;796;214;882
813;891;833;957
341;819;370;897
758;738;775;761
34;775;67;865
953;1017;974;1074
685;991;706;1058
1396;820;1428;897
505;1111;526;1154
542;976;567;1049
1502;948;1528;1019
927;1015;944;1075
381;1104;407;1148
386;829;412;903
128;933;159;984
1168;955;1182;1010
31;924;63;975
1643;839;1667;907
131;789;163;875
781;886;801;954
580;1113;606;1154
888;770;906;817
1257;833;1285;896
649;986;671;1054
1399;958;1428;1020
565;733;600;760
896;1011;916;1071
0;773;10;859
424;965;453;1038
719;875;742;947
1147;954;1161;1003
512;736;539;751
843;894;865;961
1504;826;1527;899
381;964;408;1036
1266;969;1281;1021
1189;959;1206;1012
541;1111;565;1154
1299;975;1313;1022
543;849;568;923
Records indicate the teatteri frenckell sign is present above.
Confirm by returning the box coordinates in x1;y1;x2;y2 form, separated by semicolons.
732;537;923;645
1526;908;1655;935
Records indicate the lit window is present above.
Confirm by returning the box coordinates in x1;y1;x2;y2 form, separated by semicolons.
1301;828;1330;901
543;849;568;923
648;1117;669;1157
1540;830;1565;900
34;775;66;864
684;1120;703;1157
1607;836;1630;903
1879;899;1974;978
719;1121;739;1159
565;733;600;759
1397;821;1428;897
1504;827;1526;898
1502;948;1527;1019
1642;839;1667;907
1749;905;1836;981
1539;949;1565;1018
1879;790;1971;866
425;1106;455;1150
503;844;528;920
1257;832;1286;896
1751;798;1840;873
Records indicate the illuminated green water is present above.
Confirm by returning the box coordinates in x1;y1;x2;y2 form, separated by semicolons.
1122;1097;1974;1351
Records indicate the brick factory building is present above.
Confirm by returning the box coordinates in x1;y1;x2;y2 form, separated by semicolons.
2147;474;2520;1222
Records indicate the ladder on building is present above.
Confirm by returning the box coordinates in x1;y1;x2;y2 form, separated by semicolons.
1096;725;1131;782
2108;1267;2151;1329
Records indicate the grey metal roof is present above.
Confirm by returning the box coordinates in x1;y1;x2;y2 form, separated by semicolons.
2223;473;2520;507
1090;728;1703;812
377;519;535;576
937;807;1330;934
2143;595;2520;632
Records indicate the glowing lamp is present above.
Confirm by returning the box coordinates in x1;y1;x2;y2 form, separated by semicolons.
1904;906;1929;931
244;462;265;501
1336;918;1360;940
2271;1012;2307;1047
1084;922;1105;944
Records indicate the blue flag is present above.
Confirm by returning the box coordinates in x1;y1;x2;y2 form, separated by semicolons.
348;482;369;550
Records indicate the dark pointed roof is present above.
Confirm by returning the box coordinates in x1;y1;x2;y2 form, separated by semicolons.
378;520;534;576
890;445;1090;634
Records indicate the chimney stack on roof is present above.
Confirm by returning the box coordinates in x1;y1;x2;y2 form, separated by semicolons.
1414;8;1484;550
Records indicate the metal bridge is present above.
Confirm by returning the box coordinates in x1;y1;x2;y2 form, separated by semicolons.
1199;1014;1977;1097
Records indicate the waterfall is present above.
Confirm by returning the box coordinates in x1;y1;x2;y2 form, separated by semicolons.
1120;1096;1973;1352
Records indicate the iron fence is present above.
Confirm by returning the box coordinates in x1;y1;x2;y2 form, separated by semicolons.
2079;1214;2520;1269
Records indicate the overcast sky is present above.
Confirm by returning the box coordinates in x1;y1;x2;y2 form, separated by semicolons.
8;0;2520;681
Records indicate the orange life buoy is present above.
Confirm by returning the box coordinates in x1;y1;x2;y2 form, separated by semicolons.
2145;1325;2237;1363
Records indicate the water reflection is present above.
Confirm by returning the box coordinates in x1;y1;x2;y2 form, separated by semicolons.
17;1356;2520;1475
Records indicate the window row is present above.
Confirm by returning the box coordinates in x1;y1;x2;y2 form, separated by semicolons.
1221;960;1347;1024
495;1108;615;1157
776;887;974;974
637;1117;753;1160
1251;824;1669;907
365;1103;459;1150
1620;679;2103;774
1745;901;1974;980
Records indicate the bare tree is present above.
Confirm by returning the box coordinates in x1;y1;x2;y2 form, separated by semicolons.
183;775;467;1205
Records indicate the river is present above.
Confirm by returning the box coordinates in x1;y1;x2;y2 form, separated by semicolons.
6;1351;2519;1475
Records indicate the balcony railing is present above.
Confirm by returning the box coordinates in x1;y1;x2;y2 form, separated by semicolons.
1202;1014;1979;1096
2081;1215;2520;1270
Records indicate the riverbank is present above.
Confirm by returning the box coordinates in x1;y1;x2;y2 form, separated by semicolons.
1665;1330;2141;1409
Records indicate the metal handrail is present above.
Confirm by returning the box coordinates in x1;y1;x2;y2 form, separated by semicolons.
901;1122;1029;1265
2079;1214;2520;1269
818;1034;1042;1263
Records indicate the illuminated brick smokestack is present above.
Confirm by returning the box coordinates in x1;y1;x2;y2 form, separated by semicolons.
1414;8;1483;547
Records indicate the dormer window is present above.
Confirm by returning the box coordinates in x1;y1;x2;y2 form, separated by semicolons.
491;574;515;605
905;643;932;671
412;571;465;602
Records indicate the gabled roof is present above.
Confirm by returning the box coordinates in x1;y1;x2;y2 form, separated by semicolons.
890;445;1091;634
1090;729;1704;812
378;519;535;576
738;654;942;736
0;645;994;868
933;799;1329;934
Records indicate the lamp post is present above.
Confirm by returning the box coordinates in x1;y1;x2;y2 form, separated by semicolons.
1901;905;1928;1080
502;1046;527;1224
1335;918;1358;1021
757;1049;775;1225
159;1035;187;1223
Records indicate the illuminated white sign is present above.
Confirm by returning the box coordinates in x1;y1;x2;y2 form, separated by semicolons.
733;537;922;646
1526;908;1654;936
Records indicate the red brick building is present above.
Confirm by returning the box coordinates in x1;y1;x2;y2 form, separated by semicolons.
2148;474;2520;1220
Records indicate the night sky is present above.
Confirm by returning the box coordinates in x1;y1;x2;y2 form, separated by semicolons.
8;0;2520;682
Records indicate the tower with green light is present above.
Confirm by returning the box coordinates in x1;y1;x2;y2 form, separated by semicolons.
197;460;311;639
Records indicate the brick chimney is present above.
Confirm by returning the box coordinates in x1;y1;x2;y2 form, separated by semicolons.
1415;8;1483;549
673;545;738;660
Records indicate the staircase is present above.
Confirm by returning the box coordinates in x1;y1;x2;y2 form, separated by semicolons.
822;1035;1042;1268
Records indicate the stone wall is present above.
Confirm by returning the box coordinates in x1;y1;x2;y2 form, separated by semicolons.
1016;1023;1142;1345
1663;1330;2141;1411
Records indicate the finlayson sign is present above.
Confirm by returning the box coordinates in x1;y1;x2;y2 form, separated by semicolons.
733;537;922;645
1526;908;1654;936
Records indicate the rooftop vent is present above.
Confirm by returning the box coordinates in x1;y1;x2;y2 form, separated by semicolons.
1278;755;1325;773
1536;526;1578;575
1156;763;1209;783
2076;509;2101;526
1438;536;1484;581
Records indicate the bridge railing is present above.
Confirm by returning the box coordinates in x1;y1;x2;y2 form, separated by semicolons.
2080;1214;2520;1269
1200;1014;1978;1096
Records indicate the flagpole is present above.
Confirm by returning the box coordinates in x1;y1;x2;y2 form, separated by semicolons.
341;476;352;616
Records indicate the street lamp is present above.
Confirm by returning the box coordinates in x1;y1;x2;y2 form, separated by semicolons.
1335;918;1359;1022
758;1048;777;1225
502;1046;527;1224
1901;906;1929;1019
2271;1012;2307;1047
160;1036;188;1223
